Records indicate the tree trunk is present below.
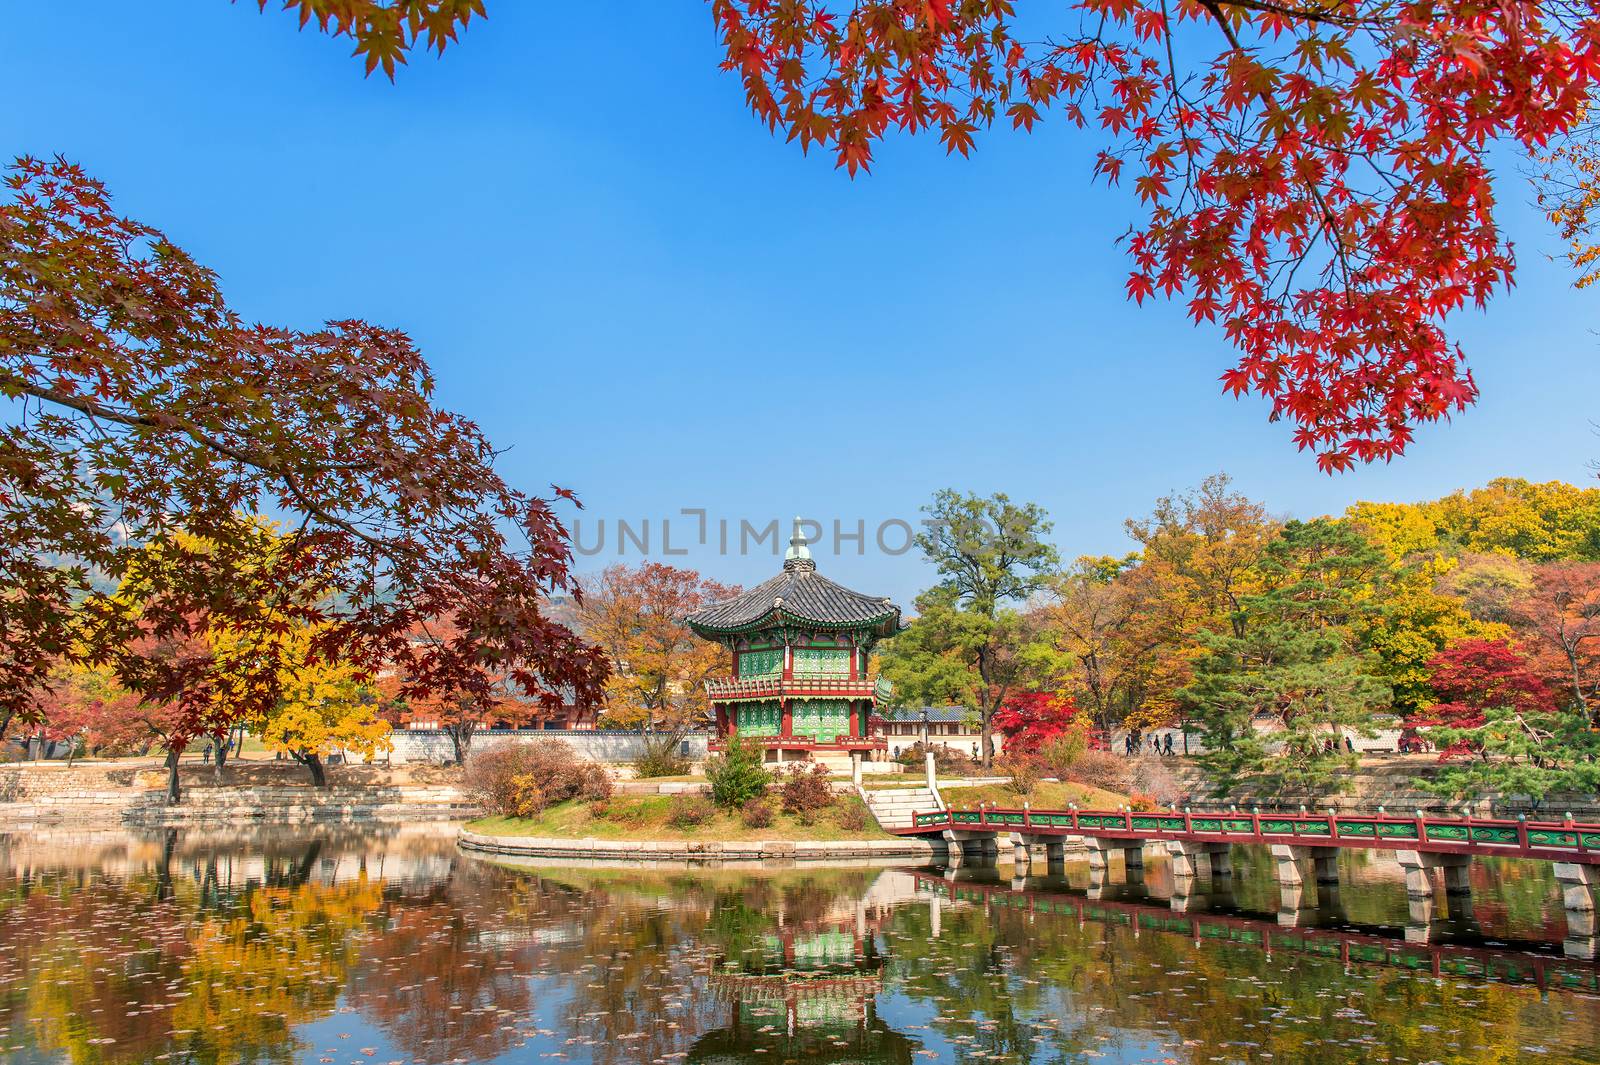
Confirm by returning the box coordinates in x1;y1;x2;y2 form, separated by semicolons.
447;722;474;766
0;709;13;742
293;750;329;788
212;729;229;780
164;745;183;806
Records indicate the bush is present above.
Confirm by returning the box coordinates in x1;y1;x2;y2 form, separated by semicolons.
740;796;774;829
998;751;1043;798
836;798;868;832
632;740;690;779
1066;749;1131;793
895;741;979;775
779;762;835;823
705;733;772;810
668;794;715;829
1037;732;1088;778
463;742;613;818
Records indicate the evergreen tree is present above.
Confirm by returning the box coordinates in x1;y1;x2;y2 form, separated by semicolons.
1181;519;1390;797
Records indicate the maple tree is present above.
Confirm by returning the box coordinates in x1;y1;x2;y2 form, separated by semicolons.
375;614;534;764
253;2;1600;470
1536;105;1600;288
32;663;157;762
992;690;1088;754
1410;637;1558;758
1508;561;1600;721
710;0;1600;471
2;157;606;733
575;563;740;754
239;624;394;786
1358;553;1506;717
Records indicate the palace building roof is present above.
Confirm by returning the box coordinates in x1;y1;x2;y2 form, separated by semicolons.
685;519;902;638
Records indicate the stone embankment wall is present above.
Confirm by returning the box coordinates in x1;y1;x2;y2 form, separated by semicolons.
0;762;476;829
387;729;714;765
1173;758;1600;820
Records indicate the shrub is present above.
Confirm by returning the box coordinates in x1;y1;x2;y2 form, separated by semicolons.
1037;732;1087;778
740;796;774;829
998;751;1043;798
510;776;547;819
705;733;772;810
1066;749;1131;793
668;794;715;829
779;762;835;823
894;742;979;775
836;798;868;832
1128;791;1160;811
463;742;613;818
588;797;612;819
632;740;690;779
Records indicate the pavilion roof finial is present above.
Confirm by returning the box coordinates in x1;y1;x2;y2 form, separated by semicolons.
783;516;815;571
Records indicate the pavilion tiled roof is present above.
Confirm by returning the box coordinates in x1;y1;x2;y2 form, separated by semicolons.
686;558;901;638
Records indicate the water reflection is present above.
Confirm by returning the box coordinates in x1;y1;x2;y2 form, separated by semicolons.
1;829;1598;1064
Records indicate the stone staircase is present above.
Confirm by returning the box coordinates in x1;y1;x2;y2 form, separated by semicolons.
863;785;943;830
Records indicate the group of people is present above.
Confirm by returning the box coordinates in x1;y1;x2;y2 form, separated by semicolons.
1124;732;1178;757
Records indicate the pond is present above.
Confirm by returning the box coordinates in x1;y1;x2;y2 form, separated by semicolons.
2;826;1599;1064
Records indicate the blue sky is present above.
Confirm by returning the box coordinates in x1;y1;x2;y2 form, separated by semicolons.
5;3;1596;608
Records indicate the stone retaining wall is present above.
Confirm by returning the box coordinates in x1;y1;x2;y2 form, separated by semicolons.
456;828;945;864
389;729;714;765
121;785;476;826
0;764;475;828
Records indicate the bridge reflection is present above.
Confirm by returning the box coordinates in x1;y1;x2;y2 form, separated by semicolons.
915;864;1600;993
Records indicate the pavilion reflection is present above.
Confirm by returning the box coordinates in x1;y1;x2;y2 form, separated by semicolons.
689;888;920;1064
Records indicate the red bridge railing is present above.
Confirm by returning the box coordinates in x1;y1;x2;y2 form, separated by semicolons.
905;806;1600;862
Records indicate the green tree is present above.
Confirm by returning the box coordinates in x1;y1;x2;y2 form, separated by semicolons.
880;587;1054;771
882;491;1058;769
1428;703;1600;807
1181;519;1390;797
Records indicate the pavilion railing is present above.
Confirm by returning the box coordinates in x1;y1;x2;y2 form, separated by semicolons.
704;676;882;701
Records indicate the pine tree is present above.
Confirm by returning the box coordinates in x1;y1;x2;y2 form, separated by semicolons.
1181;519;1390;797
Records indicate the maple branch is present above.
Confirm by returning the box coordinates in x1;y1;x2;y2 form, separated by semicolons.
1215;0;1387;28
1196;0;1244;51
2;374;390;551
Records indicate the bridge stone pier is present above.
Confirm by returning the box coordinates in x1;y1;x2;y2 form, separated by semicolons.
1396;849;1472;896
1556;863;1600;959
942;829;999;861
1169;840;1233;880
1005;833;1067;868
1082;835;1144;872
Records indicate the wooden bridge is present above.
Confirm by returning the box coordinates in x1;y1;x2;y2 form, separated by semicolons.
895;805;1600;958
899;806;1600;863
